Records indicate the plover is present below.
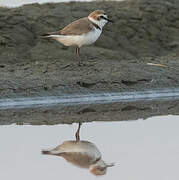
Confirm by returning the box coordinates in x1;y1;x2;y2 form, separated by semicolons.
42;123;114;175
43;10;113;65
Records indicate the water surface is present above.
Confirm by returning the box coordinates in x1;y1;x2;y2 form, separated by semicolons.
0;115;179;180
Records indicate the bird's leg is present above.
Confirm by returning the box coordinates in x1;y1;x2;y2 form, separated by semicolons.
75;122;82;141
75;47;82;66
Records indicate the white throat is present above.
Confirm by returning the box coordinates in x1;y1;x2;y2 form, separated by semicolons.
88;17;107;29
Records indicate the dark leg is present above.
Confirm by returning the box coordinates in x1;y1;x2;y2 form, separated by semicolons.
75;122;82;141
75;47;81;65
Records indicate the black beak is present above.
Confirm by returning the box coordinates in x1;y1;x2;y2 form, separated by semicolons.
107;18;114;23
101;16;114;23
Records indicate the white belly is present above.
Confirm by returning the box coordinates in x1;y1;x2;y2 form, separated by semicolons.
49;28;102;47
80;28;102;46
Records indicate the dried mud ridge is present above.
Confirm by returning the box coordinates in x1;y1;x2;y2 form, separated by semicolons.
0;0;179;124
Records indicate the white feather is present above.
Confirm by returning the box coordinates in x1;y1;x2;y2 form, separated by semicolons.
47;27;102;47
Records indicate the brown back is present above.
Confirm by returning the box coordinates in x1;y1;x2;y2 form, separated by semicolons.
48;17;94;36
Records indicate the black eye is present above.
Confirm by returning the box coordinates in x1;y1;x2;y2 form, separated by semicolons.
97;16;101;20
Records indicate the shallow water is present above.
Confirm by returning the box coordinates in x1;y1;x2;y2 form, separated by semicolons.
0;115;179;180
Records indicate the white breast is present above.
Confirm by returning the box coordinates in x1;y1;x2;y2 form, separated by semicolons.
80;28;102;47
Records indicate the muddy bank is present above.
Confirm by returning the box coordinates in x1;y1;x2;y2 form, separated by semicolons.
0;0;179;98
0;99;178;125
1;0;179;63
0;0;179;124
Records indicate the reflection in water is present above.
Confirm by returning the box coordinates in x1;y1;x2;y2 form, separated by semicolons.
42;123;114;175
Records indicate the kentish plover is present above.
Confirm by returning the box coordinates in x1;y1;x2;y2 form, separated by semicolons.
43;10;113;65
42;123;114;175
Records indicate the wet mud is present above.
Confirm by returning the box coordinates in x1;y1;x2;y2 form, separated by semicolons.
0;99;178;125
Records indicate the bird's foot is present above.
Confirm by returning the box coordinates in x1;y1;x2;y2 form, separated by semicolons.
78;61;86;66
62;62;78;69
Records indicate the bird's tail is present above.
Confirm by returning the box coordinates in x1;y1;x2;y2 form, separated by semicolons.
41;33;52;38
41;149;62;155
41;31;61;38
41;150;51;155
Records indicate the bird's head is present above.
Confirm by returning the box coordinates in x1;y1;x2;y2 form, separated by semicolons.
89;159;115;176
88;10;114;29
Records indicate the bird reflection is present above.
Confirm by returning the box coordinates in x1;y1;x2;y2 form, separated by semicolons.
42;122;114;176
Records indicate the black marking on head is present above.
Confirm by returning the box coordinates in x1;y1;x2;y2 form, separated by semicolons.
100;16;108;21
101;16;114;23
91;21;101;30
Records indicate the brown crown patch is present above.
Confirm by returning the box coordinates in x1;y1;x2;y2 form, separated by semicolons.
88;10;105;20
